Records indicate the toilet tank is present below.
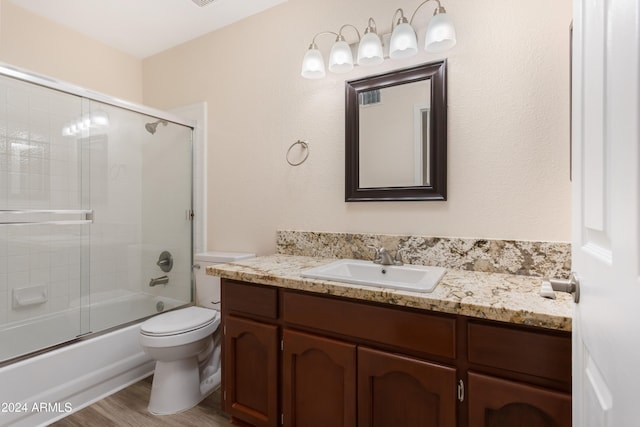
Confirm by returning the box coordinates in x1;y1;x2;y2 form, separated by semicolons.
194;251;255;310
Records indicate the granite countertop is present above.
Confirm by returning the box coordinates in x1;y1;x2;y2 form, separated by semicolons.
207;254;573;332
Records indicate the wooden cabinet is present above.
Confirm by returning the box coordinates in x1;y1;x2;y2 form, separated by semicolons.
222;280;280;427
281;329;457;427
223;315;279;427
282;329;356;427
468;373;571;427
358;347;457;427
281;291;456;360
281;285;458;427
221;279;571;427
465;320;572;427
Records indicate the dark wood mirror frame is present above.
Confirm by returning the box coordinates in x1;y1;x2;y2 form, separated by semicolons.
345;60;447;202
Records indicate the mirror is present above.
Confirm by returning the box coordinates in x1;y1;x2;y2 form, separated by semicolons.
345;60;447;201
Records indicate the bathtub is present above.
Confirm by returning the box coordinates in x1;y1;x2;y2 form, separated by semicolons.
0;293;186;427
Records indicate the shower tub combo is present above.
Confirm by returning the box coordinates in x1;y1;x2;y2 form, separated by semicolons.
0;64;198;426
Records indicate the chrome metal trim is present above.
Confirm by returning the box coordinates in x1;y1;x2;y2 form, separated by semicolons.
0;209;94;226
0;209;93;214
0;62;195;128
0;220;93;226
0;302;194;367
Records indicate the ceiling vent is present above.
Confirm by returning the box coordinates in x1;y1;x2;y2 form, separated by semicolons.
191;0;216;6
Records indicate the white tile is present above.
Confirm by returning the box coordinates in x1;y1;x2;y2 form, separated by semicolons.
7;254;29;273
7;271;28;289
29;267;50;286
29;250;51;267
50;265;69;283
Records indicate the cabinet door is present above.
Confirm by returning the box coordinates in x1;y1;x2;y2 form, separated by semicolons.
358;346;457;427
282;329;356;427
468;372;571;427
223;315;279;427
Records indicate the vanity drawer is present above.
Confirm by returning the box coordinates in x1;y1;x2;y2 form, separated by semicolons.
282;291;456;359
222;279;278;320
467;321;571;384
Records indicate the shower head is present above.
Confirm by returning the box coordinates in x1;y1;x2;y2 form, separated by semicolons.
145;119;168;135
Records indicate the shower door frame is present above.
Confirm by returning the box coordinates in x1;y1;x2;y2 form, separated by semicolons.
0;63;195;129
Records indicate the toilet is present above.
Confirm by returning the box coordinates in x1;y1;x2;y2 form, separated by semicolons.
139;251;255;415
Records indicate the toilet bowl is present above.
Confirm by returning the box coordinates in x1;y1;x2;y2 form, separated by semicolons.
139;251;254;415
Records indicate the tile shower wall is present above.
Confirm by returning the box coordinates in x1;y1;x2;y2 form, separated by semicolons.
276;230;571;279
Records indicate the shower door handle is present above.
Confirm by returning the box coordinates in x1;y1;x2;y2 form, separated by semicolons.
0;209;93;225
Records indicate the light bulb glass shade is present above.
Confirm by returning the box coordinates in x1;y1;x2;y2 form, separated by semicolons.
357;32;384;66
389;22;418;59
80;114;91;129
329;40;354;73
301;48;326;79
424;12;457;52
90;110;109;127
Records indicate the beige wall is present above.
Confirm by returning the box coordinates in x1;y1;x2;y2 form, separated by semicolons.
143;0;572;256
0;0;143;103
0;0;573;256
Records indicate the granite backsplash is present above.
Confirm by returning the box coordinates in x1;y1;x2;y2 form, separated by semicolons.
276;230;571;279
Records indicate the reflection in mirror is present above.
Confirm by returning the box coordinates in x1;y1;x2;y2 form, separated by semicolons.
358;79;431;187
345;60;447;201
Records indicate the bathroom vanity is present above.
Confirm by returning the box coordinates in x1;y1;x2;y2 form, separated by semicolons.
209;255;573;427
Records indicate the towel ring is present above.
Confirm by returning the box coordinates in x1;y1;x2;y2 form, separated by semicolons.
286;140;309;166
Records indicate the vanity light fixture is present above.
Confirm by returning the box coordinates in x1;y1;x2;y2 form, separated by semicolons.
302;25;363;78
301;0;456;79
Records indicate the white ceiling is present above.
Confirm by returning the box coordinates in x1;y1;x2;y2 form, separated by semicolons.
9;0;287;58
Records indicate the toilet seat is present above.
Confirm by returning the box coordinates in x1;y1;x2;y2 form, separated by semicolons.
141;306;219;337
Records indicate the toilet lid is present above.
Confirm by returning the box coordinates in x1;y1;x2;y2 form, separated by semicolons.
140;306;218;336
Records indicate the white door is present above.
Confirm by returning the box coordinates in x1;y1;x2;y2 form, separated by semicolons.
571;0;640;425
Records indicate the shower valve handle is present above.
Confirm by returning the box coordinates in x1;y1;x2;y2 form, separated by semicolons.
156;251;173;273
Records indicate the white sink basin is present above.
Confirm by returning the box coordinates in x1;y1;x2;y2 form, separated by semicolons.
301;259;446;293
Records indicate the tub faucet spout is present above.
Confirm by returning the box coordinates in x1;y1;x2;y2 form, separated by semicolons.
149;275;169;287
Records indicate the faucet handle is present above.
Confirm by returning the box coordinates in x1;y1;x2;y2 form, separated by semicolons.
394;248;407;265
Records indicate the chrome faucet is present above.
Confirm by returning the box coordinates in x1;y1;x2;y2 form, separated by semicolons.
368;245;406;266
149;275;169;287
377;248;395;265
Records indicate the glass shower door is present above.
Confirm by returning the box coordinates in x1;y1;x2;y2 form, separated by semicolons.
0;68;194;364
84;101;193;332
0;74;90;362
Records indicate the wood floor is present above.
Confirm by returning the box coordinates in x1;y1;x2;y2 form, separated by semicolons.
51;376;234;427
